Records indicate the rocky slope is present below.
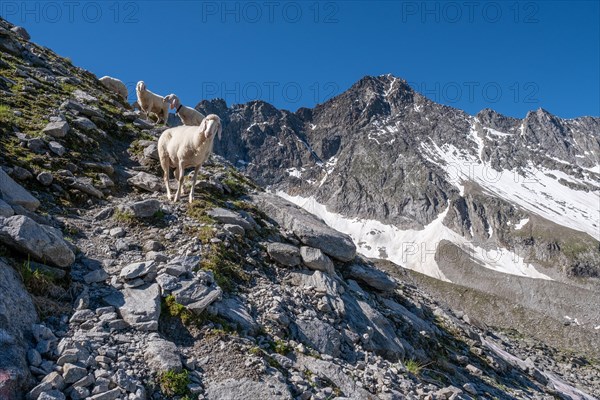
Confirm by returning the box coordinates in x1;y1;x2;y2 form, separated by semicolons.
1;16;599;400
197;74;600;359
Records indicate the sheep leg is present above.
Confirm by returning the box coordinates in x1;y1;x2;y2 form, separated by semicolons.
189;165;200;203
174;162;185;202
160;158;172;201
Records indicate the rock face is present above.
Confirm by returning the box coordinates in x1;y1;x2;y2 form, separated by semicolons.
0;261;36;400
0;215;75;268
0;169;40;211
251;193;356;262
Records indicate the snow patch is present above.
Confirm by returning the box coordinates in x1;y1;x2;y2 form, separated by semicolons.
277;193;553;281
514;218;529;230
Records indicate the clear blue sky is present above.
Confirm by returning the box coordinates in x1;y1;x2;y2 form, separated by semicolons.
2;1;598;118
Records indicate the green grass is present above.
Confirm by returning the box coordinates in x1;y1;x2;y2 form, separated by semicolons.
200;243;250;292
17;257;57;296
272;339;291;355
404;359;428;376
158;369;190;397
0;104;15;125
113;209;136;224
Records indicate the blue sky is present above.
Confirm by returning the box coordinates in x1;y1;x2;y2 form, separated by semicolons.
2;1;598;118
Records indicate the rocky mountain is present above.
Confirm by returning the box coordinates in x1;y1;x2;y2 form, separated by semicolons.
0;16;599;400
198;73;600;360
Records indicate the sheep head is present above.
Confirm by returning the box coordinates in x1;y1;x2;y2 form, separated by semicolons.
164;94;179;110
136;81;146;93
200;114;222;141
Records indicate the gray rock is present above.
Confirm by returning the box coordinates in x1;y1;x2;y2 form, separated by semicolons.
205;377;292;400
172;280;222;313
27;349;42;367
63;363;87;384
42;121;69;138
346;263;397;291
207;208;253;231
73;89;97;103
103;284;161;331
223;224;245;236
48;141;66;156
293;355;373;399
69;178;103;198
250;193;356;261
10;26;30;40
27;138;46;154
11;166;32;180
36;172;53;186
83;269;108;284
127;172;163;192
156;273;179;292
143;143;159;160
0;199;14;217
292;319;342;358
208;296;260;335
267;242;301;267
144;338;181;373
119;261;156;280
0;260;37;398
300;246;334;274
88;388;121;400
127;199;161;218
69;309;94;323
0;169;40;211
0;215;75;268
40;372;65;390
38;390;66;400
109;227;125;238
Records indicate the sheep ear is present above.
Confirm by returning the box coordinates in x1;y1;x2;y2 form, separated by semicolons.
217;124;222;140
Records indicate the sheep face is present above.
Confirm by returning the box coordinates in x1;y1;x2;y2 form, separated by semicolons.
136;81;146;93
201;114;222;141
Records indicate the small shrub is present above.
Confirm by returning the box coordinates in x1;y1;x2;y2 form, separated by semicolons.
200;244;249;292
113;209;136;224
18;257;56;296
273;339;291;355
158;369;190;397
404;359;429;376
0;104;15;125
163;295;196;326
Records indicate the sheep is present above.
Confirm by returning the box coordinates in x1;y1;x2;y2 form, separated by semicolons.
164;94;206;126
99;76;128;100
158;114;222;203
136;81;169;124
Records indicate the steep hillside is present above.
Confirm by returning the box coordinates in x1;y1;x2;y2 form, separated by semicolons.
197;75;600;359
0;17;599;400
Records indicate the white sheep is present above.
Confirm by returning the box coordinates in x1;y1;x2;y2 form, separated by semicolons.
136;81;169;124
99;76;128;100
158;114;222;203
164;94;206;126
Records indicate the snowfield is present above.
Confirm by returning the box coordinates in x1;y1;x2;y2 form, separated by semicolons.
277;192;552;282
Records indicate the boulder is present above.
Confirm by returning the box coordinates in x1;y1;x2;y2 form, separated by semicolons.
119;261;155;280
207;208;253;231
0;169;40;211
0;215;75;268
0;199;14;218
126;199;161;218
266;242;301;267
207;296;259;335
0;260;37;400
205;377;292;400
103;283;161;331
127;172;162;192
10;26;30;40
300;246;334;274
346;263;397;291
144;338;181;373
42;121;69;138
292;319;342;358
69;178;103;199
250;193;356;261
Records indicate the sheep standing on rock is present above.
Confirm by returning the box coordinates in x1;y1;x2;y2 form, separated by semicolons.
99;76;128;100
164;94;206;126
136;81;169;124
158;114;222;203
